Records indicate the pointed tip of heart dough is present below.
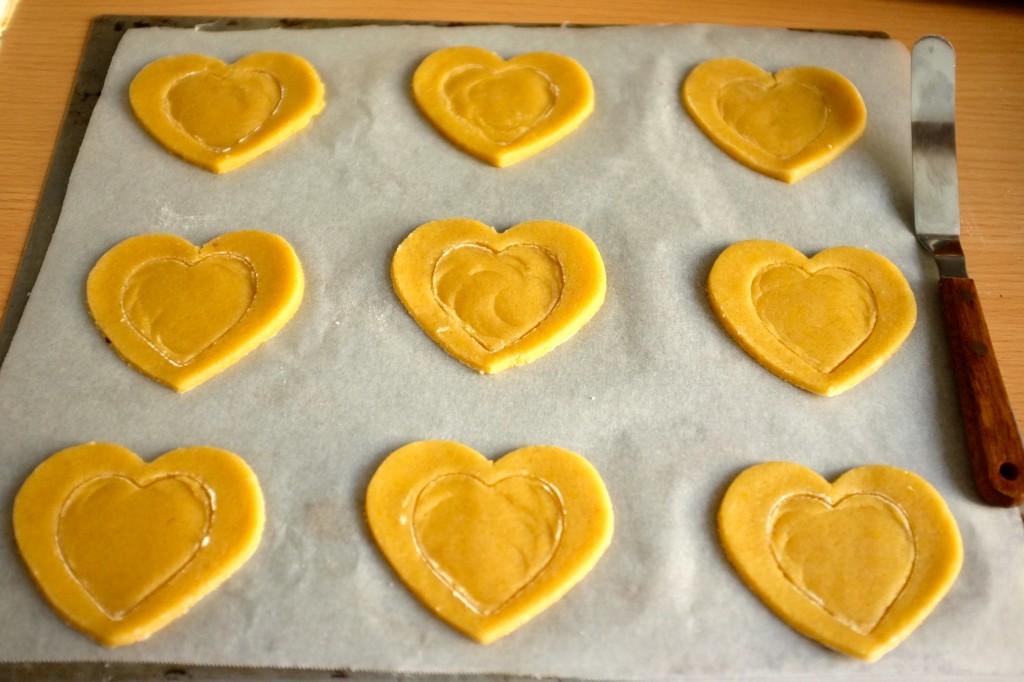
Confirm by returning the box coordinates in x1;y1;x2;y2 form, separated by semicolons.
718;462;962;661
13;442;264;647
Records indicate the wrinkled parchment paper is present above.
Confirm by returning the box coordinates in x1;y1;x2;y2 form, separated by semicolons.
1;22;1023;680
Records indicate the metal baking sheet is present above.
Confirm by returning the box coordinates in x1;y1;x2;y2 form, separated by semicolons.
2;15;1023;681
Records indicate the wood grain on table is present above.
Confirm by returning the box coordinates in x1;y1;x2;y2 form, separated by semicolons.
1;0;1022;432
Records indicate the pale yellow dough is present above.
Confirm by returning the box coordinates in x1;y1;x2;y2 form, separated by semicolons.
412;46;594;167
365;440;613;644
682;57;866;182
87;230;304;393
13;442;264;647
130;52;325;173
392;218;605;373
718;462;962;661
707;240;916;396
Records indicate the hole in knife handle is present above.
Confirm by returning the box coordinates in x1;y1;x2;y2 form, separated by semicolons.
998;462;1020;482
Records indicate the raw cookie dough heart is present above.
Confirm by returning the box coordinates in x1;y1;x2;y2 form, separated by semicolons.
707;240;916;396
13;442;264;647
718;462;962;661
87;230;304;393
412;46;594;167
366;441;613;643
130;52;325;173
682;58;866;182
392;218;605;373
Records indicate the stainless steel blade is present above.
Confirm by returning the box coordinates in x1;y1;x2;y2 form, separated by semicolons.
912;36;967;278
912;35;1024;506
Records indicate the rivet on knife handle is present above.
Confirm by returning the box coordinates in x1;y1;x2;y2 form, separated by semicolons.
939;277;1024;506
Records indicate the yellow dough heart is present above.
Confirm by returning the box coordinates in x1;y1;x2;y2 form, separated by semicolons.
707;240;916;396
718;462;962;661
13;442;264;647
365;440;613;643
392;218;605;373
130;52;325;173
87;230;304;393
682;58;866;182
412;46;594;167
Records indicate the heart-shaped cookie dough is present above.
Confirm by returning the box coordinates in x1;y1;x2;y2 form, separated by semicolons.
366;441;613;643
707;240;916;396
682;58;866;182
130;52;325;173
13;442;264;647
718;462;962;661
87;230;304;392
392;218;605;373
412;46;594;167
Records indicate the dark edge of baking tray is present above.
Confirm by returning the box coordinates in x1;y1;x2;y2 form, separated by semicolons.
0;15;891;682
0;660;585;682
0;16;115;372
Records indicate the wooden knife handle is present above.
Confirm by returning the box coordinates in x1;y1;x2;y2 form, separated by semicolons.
940;276;1024;506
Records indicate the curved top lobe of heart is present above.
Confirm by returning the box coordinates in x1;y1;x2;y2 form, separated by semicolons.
87;230;304;393
130;52;325;173
707;240;916;396
365;440;613;644
13;442;264;647
392;218;606;373
718;462;962;661
682;57;866;182
412;46;594;167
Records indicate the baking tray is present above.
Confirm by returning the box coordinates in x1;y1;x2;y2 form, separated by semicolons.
2;14;1023;681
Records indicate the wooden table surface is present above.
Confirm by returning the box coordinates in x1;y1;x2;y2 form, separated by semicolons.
1;0;1022;432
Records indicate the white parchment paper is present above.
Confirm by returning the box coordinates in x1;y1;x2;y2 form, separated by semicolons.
1;22;1023;679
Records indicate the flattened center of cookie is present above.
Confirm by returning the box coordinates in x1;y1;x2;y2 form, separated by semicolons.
122;255;257;366
167;68;283;150
769;493;916;634
432;243;564;352
57;474;213;619
718;79;828;159
752;264;877;373
412;473;565;615
444;66;557;144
